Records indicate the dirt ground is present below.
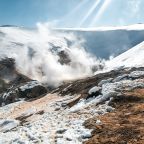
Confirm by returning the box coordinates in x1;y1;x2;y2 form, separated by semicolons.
84;88;144;144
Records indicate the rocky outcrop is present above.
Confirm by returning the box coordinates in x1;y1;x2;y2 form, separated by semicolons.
51;67;144;143
0;66;144;143
53;67;144;106
0;80;48;106
58;50;71;65
0;58;47;106
18;81;48;99
0;58;30;86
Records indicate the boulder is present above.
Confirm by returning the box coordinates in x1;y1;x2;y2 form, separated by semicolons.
0;81;47;106
18;81;47;99
0;58;47;106
87;86;101;99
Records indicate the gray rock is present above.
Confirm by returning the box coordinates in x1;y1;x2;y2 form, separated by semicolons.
129;71;144;79
55;134;63;139
66;137;72;141
81;131;91;139
0;80;47;106
0;119;20;132
98;78;113;87
88;86;101;95
55;107;61;111
56;128;67;134
106;106;114;112
61;103;67;107
113;74;129;82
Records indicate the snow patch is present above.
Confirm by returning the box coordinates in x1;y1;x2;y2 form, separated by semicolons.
88;86;101;95
106;41;144;69
0;119;19;132
19;81;41;91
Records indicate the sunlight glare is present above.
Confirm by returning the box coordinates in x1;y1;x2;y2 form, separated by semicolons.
78;0;101;27
90;0;112;27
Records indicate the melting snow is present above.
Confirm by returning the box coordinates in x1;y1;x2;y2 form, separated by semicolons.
106;41;144;69
19;81;41;91
88;86;101;95
0;95;93;144
0;70;144;143
0;119;20;132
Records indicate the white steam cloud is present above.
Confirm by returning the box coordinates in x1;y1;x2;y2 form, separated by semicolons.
0;24;104;86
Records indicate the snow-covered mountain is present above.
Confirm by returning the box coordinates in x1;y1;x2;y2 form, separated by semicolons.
58;24;144;59
1;24;144;59
0;24;144;144
106;41;144;68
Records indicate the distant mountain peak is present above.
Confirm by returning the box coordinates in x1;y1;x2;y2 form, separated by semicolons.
0;25;19;28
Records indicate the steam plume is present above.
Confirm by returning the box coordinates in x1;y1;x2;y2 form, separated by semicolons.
0;23;104;86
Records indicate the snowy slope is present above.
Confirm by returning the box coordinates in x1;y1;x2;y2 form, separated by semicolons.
106;41;144;68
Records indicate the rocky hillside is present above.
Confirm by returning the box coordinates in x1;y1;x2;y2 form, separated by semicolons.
0;64;144;143
0;58;47;106
0;25;144;144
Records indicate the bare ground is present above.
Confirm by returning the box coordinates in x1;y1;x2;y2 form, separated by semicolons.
84;88;144;144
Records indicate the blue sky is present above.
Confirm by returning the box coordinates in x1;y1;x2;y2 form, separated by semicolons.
0;0;144;28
